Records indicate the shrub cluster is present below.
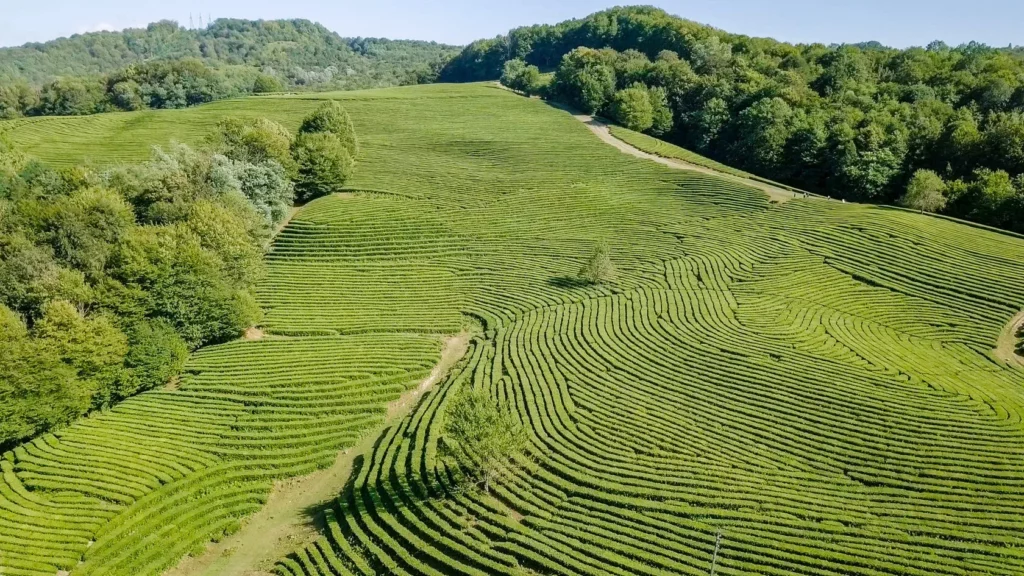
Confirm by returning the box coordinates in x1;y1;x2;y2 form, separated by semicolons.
0;102;357;448
291;101;359;202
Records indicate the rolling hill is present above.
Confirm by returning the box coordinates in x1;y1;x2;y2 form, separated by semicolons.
2;83;1024;576
0;19;458;89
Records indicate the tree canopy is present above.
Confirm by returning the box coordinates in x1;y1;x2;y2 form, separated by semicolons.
579;242;616;284
441;386;529;493
0;19;460;118
298;101;359;158
0;119;308;449
901;169;948;213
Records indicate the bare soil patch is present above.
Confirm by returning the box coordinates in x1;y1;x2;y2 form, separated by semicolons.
164;375;181;391
163;333;471;576
243;326;265;341
994;310;1024;367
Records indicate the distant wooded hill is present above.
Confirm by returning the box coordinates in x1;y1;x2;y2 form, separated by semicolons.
0;19;458;89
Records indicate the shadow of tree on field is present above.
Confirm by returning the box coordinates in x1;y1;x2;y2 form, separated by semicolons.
548;276;593;289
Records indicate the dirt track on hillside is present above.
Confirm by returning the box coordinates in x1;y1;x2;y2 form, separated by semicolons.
994;310;1024;367
163;333;470;576
571;112;798;203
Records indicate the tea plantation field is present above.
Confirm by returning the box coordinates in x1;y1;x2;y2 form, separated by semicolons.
2;84;1024;576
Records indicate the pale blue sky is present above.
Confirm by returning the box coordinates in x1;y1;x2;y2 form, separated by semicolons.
2;0;1022;50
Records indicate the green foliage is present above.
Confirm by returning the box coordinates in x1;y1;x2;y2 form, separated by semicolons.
292;132;354;203
298;101;358;158
0;21;459;120
40;187;136;278
728;97;794;174
0;19;459;94
0;304;81;445
35;77;108;116
0;131;28;175
610;83;654;132
552;48;616;114
0;135;277;447
901;169;948;213
106;59;225;110
213;116;297;176
0;82;38;119
578;242;616;284
500;59;541;95
252;74;285;94
218;158;295;229
441;386;529;493
647;85;673;136
108;80;144;111
110;220;261;349
442;5;1024;232
119;318;188;397
946;168;1022;228
33;300;128;408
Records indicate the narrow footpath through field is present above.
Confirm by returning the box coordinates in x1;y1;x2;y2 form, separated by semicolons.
495;83;797;201
569;111;798;203
163;333;471;576
994;309;1024;367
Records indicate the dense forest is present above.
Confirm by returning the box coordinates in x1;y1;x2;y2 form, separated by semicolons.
0;102;358;449
0;19;458;118
446;6;1024;233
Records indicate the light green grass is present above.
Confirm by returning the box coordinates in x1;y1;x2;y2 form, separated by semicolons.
2;83;1024;576
609;124;810;194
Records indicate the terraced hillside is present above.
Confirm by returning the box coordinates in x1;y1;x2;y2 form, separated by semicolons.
2;84;1024;576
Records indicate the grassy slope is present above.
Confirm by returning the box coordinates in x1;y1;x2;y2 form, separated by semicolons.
1;84;488;167
608;124;809;195
2;84;1024;576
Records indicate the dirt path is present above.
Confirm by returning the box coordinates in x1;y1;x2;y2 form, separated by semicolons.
491;83;802;203
163;333;471;576
994;310;1024;367
573;113;798;203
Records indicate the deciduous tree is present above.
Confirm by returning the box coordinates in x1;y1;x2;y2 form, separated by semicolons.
441;386;529;493
579;242;616;284
298;101;359;158
610;83;654;132
291;132;354;202
901;169;947;213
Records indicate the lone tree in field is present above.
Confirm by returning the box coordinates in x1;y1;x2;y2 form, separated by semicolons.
290;101;358;202
298;100;358;158
441;386;528;494
901;169;947;214
578;242;616;284
291;132;354;203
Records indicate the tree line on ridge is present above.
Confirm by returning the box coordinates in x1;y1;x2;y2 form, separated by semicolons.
449;6;1024;233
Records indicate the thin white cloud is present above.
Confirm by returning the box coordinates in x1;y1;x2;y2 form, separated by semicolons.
77;22;118;34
